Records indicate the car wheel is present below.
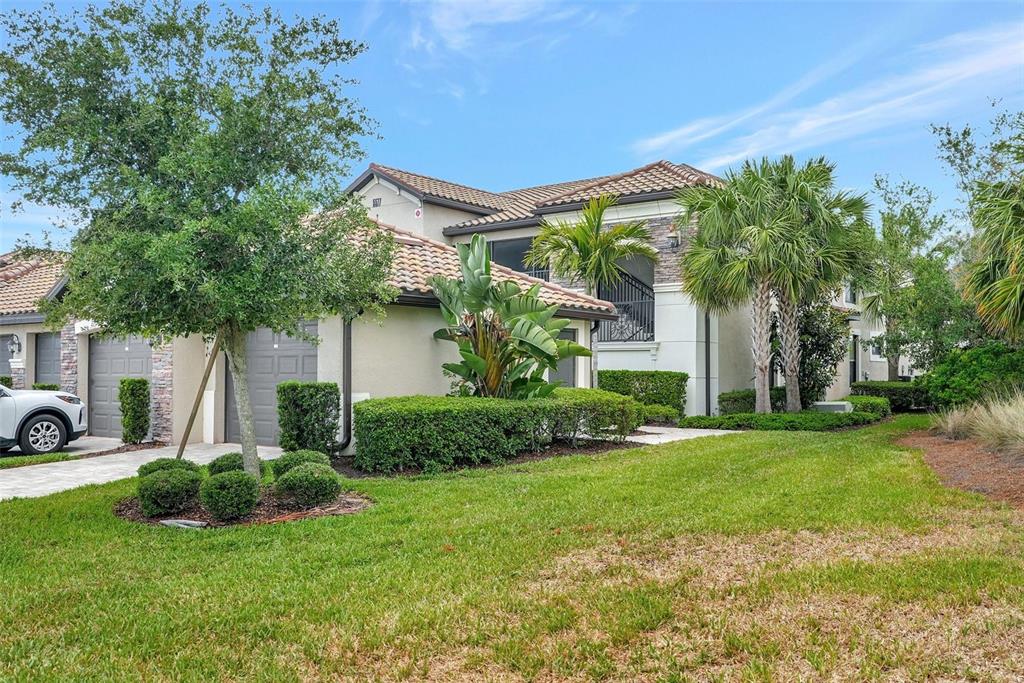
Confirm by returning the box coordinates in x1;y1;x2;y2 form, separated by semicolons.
18;415;67;455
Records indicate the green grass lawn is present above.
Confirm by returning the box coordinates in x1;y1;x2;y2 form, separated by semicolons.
1;414;1022;681
0;451;74;469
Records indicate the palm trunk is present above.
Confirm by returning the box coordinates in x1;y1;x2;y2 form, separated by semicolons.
751;279;773;414
586;282;598;389
776;292;802;412
222;322;260;477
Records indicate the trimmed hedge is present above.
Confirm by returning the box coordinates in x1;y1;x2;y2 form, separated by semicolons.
641;404;680;425
32;383;60;391
679;410;879;431
598;370;688;412
118;377;150;444
277;381;340;454
138;468;201;516
269;449;331;478
850;381;927;412
0;376;11;388
843;395;891;418
207;452;244;476
200;471;260;521
920;342;1024;408
718;387;786;415
275;462;341;508
353;388;642;473
138;457;200;478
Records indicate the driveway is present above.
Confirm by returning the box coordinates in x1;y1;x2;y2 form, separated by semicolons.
0;442;283;501
2;435;122;457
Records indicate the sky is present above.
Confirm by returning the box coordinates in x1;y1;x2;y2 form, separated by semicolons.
2;0;1023;251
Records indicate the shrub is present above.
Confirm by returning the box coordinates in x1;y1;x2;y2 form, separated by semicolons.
0;376;11;388
353;389;642;474
641;404;680;425
718;387;786;415
933;405;979;440
275;462;342;508
269;449;331;478
138;468;201;517
32;383;60;391
679;411;879;431
277;381;340;454
843;395;892;418
598;370;688;412
920;342;1024;408
850;381;927;412
207;452;244;476
199;470;260;521
138;457;200;478
118;377;150;444
935;390;1024;456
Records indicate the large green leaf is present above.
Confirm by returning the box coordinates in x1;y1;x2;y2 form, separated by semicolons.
510;318;558;356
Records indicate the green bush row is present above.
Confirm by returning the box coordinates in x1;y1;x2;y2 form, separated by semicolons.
598;370;688;412
843;395;891;418
277;381;340;454
679;410;879;431
849;381;927;412
0;376;11;388
32;382;60;390
641;404;680;425
718;387;786;415
353;388;643;474
919;342;1024;408
118;377;150;444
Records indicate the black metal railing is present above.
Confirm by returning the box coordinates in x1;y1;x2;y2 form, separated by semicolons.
595;272;655;342
522;268;550;281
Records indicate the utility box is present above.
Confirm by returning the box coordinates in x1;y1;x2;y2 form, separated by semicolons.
812;401;853;413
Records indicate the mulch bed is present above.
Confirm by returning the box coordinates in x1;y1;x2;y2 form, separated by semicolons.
332;438;639;478
114;489;372;528
899;431;1024;509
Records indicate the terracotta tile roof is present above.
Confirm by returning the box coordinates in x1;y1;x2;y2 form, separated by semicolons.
368;221;616;319
0;252;66;316
369;163;511;211
535;160;721;208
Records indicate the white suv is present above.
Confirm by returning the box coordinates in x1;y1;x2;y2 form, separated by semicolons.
0;386;89;455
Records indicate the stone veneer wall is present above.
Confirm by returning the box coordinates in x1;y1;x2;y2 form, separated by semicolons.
59;322;78;394
9;362;26;390
150;342;174;443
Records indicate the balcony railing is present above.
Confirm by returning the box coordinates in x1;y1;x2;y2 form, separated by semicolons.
595;272;655;342
522;268;550;281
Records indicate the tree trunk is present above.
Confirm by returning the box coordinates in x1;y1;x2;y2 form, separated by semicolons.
776;292;802;412
887;355;899;381
221;322;260;477
751;279;773;414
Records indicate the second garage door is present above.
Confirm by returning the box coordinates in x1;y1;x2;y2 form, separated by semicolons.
88;335;152;439
35;332;61;387
225;323;318;446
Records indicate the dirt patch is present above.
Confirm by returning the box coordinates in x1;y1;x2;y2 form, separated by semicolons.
114;489;371;527
901;430;1024;509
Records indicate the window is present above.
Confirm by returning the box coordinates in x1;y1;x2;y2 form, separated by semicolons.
489;238;548;280
870;337;884;361
844;284;858;305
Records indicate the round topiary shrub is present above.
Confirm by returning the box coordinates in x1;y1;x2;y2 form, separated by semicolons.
138;457;200;478
138;468;202;517
199;470;260;521
207;452;244;476
274;462;342;508
269;449;330;478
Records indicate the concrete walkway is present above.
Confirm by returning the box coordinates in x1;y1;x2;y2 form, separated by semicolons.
3;435;122;458
626;425;738;445
0;442;283;501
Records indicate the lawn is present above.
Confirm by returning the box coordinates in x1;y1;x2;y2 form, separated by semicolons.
0;451;74;469
1;414;1022;680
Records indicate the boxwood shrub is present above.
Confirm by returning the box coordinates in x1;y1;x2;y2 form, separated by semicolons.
0;376;11;388
269;449;331;478
118;377;150;444
199;470;260;521
32;383;60;391
597;370;688;412
275;462;342;508
679;410;879;431
919;342;1024;408
138;468;201;517
138;457;200;478
353;388;642;474
207;452;244;476
843;395;891;418
850;381;927;412
718;387;786;414
641;403;680;425
277;381;340;454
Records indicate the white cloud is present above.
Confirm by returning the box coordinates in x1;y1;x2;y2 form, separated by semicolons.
418;0;553;51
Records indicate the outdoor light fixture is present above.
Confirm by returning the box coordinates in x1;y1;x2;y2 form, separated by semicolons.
667;232;680;250
7;334;21;355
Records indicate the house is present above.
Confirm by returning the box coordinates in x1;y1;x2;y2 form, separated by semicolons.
0;228;615;447
348;161;756;415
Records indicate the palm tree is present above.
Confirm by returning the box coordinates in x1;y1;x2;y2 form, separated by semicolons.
525;194;657;387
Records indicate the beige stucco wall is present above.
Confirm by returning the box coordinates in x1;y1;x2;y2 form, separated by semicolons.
718;305;754;394
170;335;208;444
0;322;51;387
358;177;479;242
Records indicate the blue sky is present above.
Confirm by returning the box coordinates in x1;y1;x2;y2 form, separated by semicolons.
2;0;1022;250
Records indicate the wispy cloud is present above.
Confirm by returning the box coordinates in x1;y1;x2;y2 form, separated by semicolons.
632;22;1024;172
414;0;558;52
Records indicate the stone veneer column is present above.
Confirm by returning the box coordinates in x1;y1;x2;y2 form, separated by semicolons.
150;342;174;443
9;358;26;389
59;322;78;394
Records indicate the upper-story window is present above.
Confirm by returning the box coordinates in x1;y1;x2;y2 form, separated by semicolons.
489;238;549;281
844;284;858;305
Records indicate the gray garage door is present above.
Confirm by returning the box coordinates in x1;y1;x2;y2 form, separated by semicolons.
88;335;152;438
35;332;61;387
0;335;12;379
225;323;318;446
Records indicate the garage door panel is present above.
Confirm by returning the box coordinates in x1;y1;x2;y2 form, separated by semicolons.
35;332;61;386
88;335;152;439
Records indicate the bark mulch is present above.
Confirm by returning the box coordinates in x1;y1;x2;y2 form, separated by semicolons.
114;489;372;528
900;431;1024;509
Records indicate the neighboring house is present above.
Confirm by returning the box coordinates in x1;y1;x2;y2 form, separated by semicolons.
349;161;755;415
0;253;69;391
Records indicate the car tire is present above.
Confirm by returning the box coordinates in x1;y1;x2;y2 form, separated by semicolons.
18;414;67;455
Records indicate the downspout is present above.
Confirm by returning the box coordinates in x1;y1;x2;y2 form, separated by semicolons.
337;319;354;452
705;311;712;416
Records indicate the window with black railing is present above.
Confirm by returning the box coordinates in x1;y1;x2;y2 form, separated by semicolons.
489;238;549;281
595;271;655;342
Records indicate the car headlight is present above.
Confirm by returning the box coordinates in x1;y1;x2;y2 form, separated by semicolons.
56;395;81;405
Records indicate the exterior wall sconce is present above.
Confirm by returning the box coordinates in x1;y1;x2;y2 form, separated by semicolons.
667;232;680;250
7;334;22;355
